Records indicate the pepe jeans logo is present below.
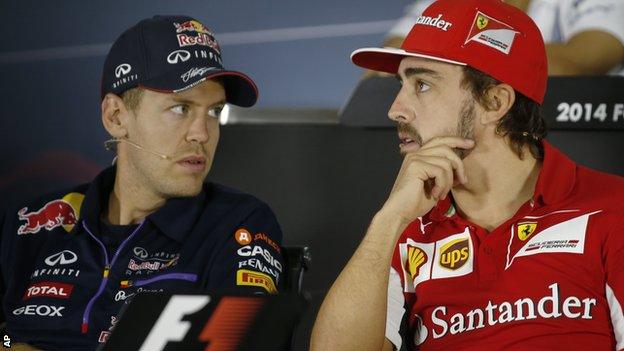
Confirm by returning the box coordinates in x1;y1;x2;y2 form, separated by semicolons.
114;63;132;78
44;250;77;266
167;50;191;64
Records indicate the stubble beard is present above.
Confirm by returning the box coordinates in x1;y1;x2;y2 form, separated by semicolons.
397;98;476;159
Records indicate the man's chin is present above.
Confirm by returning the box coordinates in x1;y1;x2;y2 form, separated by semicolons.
163;182;204;198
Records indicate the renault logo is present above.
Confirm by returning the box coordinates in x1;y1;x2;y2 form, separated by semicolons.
167;50;191;64
44;250;78;266
114;63;132;78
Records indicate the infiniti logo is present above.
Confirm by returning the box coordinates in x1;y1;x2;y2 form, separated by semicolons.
133;246;149;259
114;63;132;78
44;250;78;266
167;50;191;64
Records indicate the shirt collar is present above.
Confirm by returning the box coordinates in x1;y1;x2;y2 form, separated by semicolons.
79;166;207;242
428;140;577;221
532;140;576;206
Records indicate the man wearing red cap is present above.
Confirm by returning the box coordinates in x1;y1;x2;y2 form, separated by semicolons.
311;0;624;350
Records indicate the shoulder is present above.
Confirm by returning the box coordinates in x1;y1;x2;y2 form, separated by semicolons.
204;182;274;215
4;183;89;225
574;165;624;209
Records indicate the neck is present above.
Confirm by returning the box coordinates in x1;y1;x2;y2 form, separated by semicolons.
451;137;541;231
105;164;166;225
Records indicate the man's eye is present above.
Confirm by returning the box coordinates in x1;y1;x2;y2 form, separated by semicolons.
418;81;430;92
171;105;189;115
208;105;224;119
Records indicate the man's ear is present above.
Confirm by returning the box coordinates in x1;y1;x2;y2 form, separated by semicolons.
101;93;131;139
480;83;515;126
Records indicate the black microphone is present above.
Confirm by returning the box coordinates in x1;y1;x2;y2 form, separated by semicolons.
104;138;173;160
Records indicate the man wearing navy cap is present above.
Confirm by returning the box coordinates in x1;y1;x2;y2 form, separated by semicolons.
312;0;624;350
1;16;284;350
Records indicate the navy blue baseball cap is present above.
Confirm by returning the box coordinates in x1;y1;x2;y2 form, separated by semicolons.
101;15;258;107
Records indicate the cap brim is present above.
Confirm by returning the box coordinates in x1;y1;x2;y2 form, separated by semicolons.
142;69;258;107
351;47;467;74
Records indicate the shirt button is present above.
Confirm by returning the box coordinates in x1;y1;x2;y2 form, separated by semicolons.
484;246;493;255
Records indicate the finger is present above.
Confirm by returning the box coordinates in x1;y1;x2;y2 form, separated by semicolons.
417;156;454;199
417;146;468;184
420;136;475;151
417;162;450;200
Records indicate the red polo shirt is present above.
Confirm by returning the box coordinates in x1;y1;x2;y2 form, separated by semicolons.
386;141;624;351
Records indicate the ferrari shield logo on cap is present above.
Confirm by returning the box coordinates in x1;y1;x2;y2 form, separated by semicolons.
465;11;519;54
476;14;489;30
517;222;537;241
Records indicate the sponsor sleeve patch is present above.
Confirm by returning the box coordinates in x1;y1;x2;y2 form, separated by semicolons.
236;269;277;294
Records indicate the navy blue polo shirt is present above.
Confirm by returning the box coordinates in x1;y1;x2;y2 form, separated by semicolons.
0;166;284;350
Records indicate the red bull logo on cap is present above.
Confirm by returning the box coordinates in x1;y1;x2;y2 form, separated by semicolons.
174;20;211;34
17;193;84;235
173;20;220;53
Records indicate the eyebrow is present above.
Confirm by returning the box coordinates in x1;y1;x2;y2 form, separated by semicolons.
396;67;442;83
170;97;226;107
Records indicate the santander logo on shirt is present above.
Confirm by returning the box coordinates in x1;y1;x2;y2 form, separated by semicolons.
413;282;598;346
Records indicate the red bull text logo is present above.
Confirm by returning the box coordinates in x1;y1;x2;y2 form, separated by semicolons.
17;193;84;235
173;20;220;52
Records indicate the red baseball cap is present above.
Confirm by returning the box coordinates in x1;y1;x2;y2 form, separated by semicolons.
351;0;547;104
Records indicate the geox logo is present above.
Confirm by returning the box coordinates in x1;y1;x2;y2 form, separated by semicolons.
415;14;453;31
406;246;428;279
439;238;469;270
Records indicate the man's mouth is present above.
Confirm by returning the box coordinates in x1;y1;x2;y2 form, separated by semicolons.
177;156;207;172
399;137;416;146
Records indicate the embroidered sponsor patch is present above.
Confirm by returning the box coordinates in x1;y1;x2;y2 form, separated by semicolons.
465;11;519;54
236;269;277;293
17;193;84;235
399;228;474;292
506;211;601;269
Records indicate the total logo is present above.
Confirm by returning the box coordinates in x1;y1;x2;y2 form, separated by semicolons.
45;250;78;266
23;282;73;300
13;304;65;317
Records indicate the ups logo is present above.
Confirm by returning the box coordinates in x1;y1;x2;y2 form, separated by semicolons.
439;238;470;270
